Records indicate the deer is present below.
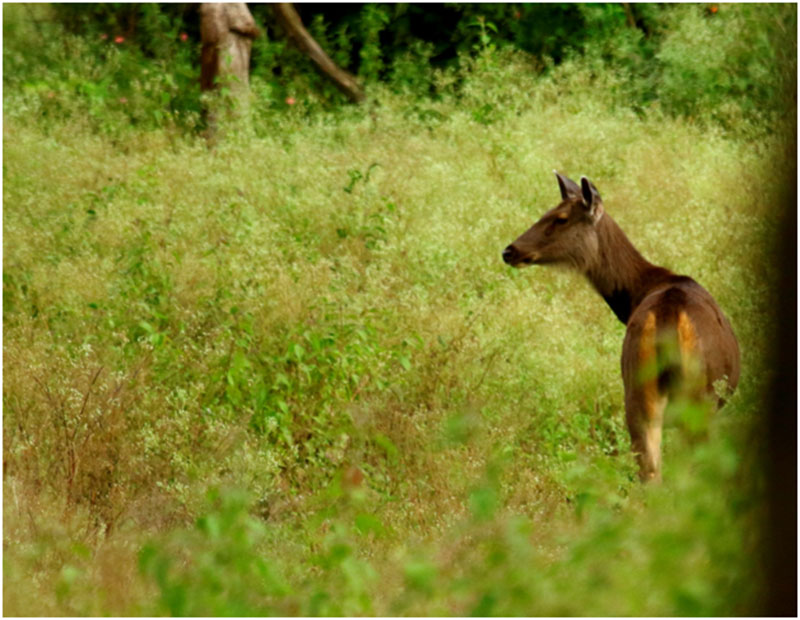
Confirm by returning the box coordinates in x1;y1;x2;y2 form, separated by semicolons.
502;172;740;482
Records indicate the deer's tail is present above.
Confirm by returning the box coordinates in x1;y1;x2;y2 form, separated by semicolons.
653;288;703;398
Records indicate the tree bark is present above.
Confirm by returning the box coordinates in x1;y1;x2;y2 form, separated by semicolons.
272;3;365;103
622;3;637;29
200;3;259;95
200;3;259;143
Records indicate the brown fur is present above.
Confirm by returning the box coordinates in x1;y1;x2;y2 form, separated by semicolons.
503;172;740;481
677;311;699;379
638;311;661;422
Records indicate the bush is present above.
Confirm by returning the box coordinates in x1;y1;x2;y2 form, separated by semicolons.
3;2;793;616
5;4;795;135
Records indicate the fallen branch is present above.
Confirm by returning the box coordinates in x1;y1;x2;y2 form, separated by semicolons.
272;3;365;103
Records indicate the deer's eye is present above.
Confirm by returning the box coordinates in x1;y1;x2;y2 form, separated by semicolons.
554;213;569;224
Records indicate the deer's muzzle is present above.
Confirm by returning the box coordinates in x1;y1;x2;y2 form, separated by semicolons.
502;244;537;267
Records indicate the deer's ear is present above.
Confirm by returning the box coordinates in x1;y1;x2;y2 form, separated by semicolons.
580;176;603;222
554;170;581;200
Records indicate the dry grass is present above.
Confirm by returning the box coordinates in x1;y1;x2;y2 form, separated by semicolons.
3;48;788;614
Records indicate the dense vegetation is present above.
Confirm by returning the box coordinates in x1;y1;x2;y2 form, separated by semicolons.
3;3;796;616
7;3;796;135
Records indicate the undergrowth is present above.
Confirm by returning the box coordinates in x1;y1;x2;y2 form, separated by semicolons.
3;3;794;616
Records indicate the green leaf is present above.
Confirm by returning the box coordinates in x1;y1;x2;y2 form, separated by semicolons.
374;433;399;462
404;559;437;594
354;513;385;536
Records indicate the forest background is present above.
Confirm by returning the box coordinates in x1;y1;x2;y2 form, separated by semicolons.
3;2;797;616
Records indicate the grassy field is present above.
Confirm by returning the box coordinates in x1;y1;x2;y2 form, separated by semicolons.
3;8;794;615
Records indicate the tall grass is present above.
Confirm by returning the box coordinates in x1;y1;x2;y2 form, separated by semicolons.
3;4;794;616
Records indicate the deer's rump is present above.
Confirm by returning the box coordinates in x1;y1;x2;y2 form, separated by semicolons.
622;278;740;410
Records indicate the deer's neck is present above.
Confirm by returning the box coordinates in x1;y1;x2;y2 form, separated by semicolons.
585;214;673;324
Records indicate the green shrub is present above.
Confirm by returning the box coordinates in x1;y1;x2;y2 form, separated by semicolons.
655;3;797;132
3;3;791;616
5;4;796;136
139;488;292;616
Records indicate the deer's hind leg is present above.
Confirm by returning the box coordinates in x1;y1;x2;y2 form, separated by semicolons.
623;310;667;482
625;388;667;482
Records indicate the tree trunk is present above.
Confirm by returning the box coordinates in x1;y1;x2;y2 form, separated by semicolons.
200;3;259;94
272;3;365;103
200;3;259;142
622;3;637;29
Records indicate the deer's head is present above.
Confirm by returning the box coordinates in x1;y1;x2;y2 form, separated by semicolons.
502;172;605;272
